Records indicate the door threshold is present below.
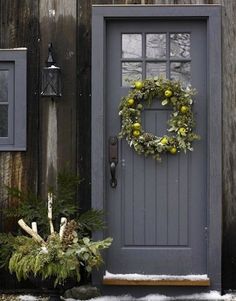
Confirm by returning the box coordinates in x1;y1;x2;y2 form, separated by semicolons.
103;278;210;286
103;273;210;286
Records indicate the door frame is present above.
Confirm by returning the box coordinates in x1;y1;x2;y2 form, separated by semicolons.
92;5;221;291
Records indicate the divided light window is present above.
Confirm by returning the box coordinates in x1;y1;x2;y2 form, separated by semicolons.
0;49;27;151
121;32;191;87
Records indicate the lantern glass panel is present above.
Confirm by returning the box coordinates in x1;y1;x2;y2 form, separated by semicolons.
41;66;62;97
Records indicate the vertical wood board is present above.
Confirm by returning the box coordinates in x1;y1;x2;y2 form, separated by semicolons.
39;0;77;196
77;0;94;212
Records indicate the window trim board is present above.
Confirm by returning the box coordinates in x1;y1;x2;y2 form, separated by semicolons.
0;49;27;151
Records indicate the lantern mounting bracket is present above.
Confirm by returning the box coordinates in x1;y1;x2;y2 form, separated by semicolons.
46;43;56;67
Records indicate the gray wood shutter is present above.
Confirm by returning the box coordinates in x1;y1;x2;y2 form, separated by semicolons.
0;49;27;150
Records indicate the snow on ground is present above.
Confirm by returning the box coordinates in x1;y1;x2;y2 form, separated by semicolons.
104;271;209;281
63;291;234;301
141;291;233;300
18;296;49;301
19;296;43;301
16;291;236;301
175;291;233;300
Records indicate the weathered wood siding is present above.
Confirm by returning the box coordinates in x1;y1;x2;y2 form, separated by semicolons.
39;0;77;196
0;0;236;291
0;0;39;290
219;0;236;291
0;0;39;232
77;0;92;212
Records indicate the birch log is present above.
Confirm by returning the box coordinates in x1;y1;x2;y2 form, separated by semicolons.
31;222;38;234
48;192;54;234
18;219;46;245
59;217;67;240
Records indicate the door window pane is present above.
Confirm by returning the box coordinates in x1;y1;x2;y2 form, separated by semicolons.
146;62;166;78
122;62;142;86
170;33;191;59
0;71;8;102
0;105;8;137
122;34;142;58
170;62;191;87
146;34;166;59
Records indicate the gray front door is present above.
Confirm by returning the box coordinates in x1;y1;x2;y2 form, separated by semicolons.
105;19;207;276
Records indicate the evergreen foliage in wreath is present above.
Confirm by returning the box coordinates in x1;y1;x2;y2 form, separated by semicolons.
119;77;200;161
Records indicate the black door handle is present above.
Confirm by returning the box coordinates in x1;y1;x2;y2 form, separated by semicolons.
109;136;118;188
110;162;117;188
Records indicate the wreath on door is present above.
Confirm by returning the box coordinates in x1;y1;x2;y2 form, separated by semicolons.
118;77;200;161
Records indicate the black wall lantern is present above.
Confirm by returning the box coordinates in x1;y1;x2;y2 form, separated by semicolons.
41;43;62;98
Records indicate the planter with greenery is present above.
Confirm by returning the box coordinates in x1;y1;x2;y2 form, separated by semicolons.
0;170;112;300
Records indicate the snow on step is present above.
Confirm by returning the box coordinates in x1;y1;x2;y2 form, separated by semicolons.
104;271;209;281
